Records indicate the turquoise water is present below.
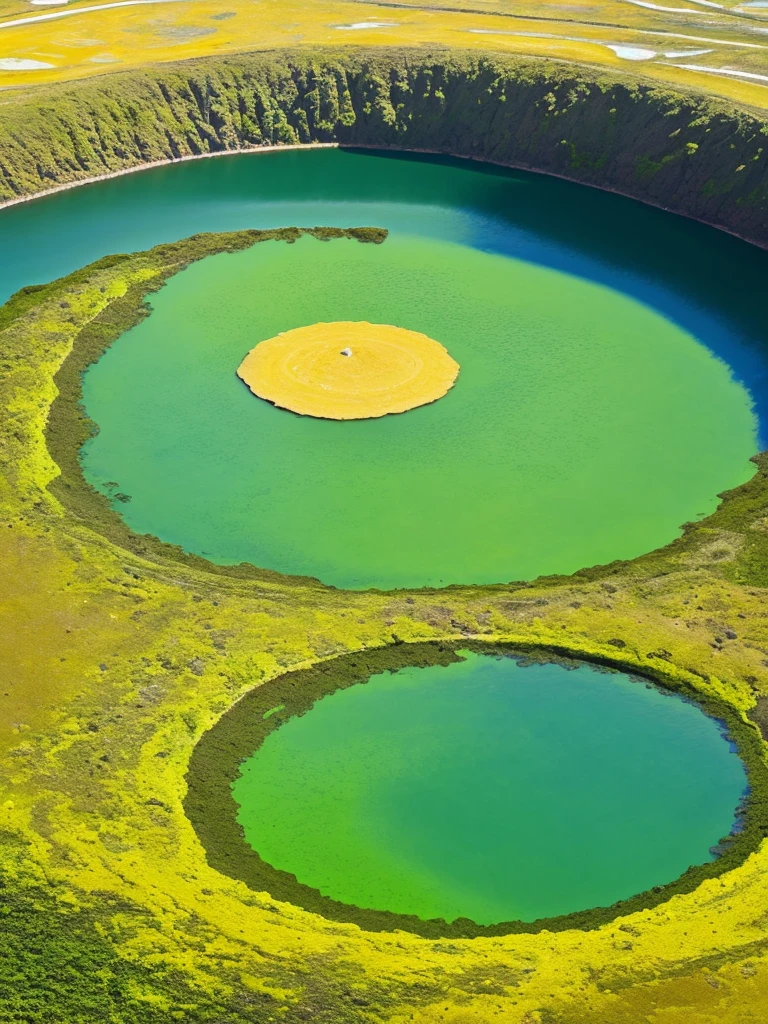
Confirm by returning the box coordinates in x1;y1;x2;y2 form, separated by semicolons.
233;651;747;924
3;148;768;437
0;148;763;586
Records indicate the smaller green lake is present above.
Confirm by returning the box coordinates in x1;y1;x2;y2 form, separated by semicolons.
233;651;747;925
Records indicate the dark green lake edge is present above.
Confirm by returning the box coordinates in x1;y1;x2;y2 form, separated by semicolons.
183;640;768;938
41;227;386;590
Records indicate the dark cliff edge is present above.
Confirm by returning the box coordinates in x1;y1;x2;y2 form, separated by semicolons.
0;48;767;245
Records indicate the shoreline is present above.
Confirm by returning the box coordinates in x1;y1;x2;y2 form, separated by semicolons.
0;142;340;211
0;139;765;251
352;141;768;252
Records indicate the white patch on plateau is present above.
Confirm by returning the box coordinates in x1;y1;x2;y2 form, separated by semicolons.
0;0;185;31
0;57;54;68
625;0;708;11
647;31;763;47
662;48;713;56
469;30;705;63
665;62;768;82
335;21;398;30
607;44;657;59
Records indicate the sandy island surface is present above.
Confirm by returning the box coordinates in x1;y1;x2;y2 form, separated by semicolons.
237;320;460;419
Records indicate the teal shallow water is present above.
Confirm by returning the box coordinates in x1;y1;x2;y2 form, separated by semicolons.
232;651;747;924
81;231;756;588
4;149;768;428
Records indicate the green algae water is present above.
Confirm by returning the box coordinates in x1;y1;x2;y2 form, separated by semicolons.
80;232;756;589
232;651;747;924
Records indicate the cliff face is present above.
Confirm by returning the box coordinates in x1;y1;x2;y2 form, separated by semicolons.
1;48;767;244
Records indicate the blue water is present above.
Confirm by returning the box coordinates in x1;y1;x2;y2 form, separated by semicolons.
1;148;767;443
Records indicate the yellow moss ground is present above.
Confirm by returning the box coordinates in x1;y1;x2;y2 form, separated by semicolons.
237;321;460;420
0;0;768;110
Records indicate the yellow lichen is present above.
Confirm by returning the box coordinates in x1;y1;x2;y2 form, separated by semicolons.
237;321;460;420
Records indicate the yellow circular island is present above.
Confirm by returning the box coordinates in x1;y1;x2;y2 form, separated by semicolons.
236;320;460;420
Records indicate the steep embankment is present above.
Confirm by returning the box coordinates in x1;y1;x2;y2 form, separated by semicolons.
0;48;767;244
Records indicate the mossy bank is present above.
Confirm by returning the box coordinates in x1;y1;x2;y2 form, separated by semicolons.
1;48;768;245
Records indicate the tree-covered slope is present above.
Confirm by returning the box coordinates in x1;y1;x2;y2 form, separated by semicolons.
1;48;767;244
